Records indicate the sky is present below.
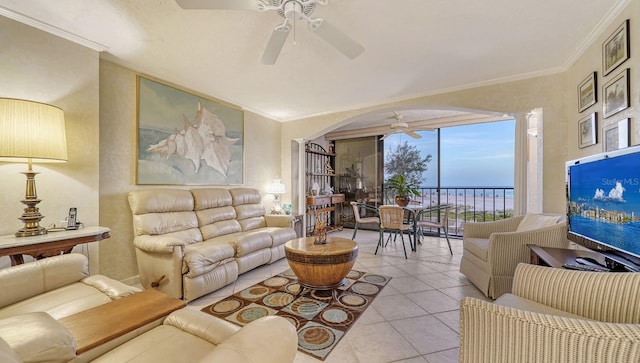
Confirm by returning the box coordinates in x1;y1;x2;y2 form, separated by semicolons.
384;119;515;187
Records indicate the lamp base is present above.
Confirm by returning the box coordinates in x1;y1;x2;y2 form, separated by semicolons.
15;226;47;237
15;163;47;237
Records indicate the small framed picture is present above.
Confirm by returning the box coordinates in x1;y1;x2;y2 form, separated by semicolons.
577;72;597;112
579;113;597;149
603;68;629;118
603;19;629;76
604;118;630;152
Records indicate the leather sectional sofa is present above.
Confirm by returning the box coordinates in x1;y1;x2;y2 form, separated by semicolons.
0;253;298;363
0;253;140;320
128;187;297;301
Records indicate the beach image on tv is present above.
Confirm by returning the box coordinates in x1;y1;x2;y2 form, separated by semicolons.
568;150;640;257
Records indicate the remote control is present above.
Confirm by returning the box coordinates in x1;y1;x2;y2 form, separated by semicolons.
562;263;610;272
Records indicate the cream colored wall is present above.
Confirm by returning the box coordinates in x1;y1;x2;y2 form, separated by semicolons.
98;61;282;280
565;1;639;160
0;17;100;267
282;74;568;214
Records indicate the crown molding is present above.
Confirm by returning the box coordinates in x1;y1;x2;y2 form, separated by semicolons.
0;6;109;52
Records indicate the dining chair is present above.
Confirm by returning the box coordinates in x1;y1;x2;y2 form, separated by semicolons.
377;205;413;259
416;204;452;254
350;201;380;240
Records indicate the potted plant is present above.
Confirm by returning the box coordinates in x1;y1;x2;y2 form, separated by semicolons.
386;174;420;207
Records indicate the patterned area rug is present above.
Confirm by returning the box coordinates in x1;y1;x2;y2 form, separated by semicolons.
201;269;390;360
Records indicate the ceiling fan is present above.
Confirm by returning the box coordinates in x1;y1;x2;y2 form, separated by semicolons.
380;112;423;140
175;0;365;65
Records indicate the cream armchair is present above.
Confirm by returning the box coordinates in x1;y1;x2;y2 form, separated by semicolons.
460;263;640;363
460;213;568;299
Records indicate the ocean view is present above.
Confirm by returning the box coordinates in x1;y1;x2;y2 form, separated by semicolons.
411;188;514;212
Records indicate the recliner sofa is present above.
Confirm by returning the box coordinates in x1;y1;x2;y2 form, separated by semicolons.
128;187;297;301
0;253;140;320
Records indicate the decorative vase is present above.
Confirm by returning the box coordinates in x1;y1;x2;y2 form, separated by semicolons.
395;196;410;207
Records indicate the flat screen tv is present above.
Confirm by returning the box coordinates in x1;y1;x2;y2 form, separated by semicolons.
566;145;640;267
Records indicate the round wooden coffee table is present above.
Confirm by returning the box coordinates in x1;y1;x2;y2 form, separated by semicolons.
284;236;358;290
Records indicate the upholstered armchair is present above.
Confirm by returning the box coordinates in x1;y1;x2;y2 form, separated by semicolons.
460;213;568;299
460;263;640;363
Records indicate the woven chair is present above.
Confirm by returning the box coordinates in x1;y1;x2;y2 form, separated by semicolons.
460;263;640;363
349;201;380;240
416;204;452;255
377;205;413;259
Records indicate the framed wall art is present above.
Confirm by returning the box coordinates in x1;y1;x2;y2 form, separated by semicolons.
577;71;597;112
604;118;630;152
603;19;629;76
578;112;597;149
136;75;244;185
603;68;629;118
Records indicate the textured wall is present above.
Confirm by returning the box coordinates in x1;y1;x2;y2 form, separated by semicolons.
98;61;282;281
0;17;100;269
565;1;640;160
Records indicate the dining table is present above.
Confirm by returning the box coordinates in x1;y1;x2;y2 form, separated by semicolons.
382;203;450;252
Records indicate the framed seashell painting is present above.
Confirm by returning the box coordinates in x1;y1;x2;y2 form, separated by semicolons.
136;75;244;185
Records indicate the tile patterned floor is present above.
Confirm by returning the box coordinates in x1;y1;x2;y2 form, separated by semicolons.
187;229;491;363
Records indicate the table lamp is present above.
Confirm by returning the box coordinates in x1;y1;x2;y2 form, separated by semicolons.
266;179;286;214
0;98;68;237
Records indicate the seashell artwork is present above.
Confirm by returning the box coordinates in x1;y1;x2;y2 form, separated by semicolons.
147;103;239;178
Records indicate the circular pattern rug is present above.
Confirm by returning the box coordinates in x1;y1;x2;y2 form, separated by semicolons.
201;269;390;361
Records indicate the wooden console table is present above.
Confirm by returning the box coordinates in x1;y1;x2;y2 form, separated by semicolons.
528;244;607;268
59;289;186;355
0;226;110;266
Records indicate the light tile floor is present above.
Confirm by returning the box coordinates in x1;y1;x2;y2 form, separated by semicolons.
187;228;491;363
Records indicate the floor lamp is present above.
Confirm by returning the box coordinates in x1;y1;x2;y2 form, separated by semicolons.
0;98;68;237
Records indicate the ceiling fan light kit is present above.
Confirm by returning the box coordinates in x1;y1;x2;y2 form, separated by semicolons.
175;0;364;64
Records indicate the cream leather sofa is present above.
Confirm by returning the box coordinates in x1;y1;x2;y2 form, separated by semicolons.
128;187;297;301
0;253;140;320
460;263;640;363
460;213;568;299
0;309;298;363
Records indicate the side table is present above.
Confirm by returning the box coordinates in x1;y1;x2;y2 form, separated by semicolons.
0;226;110;266
528;244;607;268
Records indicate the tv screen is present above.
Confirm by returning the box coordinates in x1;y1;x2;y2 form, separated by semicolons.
567;145;640;260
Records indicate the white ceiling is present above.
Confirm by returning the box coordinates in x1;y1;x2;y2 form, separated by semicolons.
0;0;626;124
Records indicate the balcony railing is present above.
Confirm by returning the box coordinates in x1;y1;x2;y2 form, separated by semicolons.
383;186;515;237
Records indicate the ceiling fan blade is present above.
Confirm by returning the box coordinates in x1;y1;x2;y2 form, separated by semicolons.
405;130;422;139
175;0;258;10
311;19;364;59
261;26;290;65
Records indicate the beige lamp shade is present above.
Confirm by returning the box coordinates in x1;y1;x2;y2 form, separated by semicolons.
0;98;68;162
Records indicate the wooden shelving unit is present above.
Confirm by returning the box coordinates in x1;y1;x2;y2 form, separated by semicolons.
305;142;344;236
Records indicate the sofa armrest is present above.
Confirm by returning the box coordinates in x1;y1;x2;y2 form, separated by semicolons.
487;223;568;276
81;275;141;300
200;315;298;363
512;263;640;323
163;308;239;345
0;312;76;363
460;297;640;363
463;215;523;239
134;235;186;253
0;337;19;363
163;309;297;363
264;214;295;228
